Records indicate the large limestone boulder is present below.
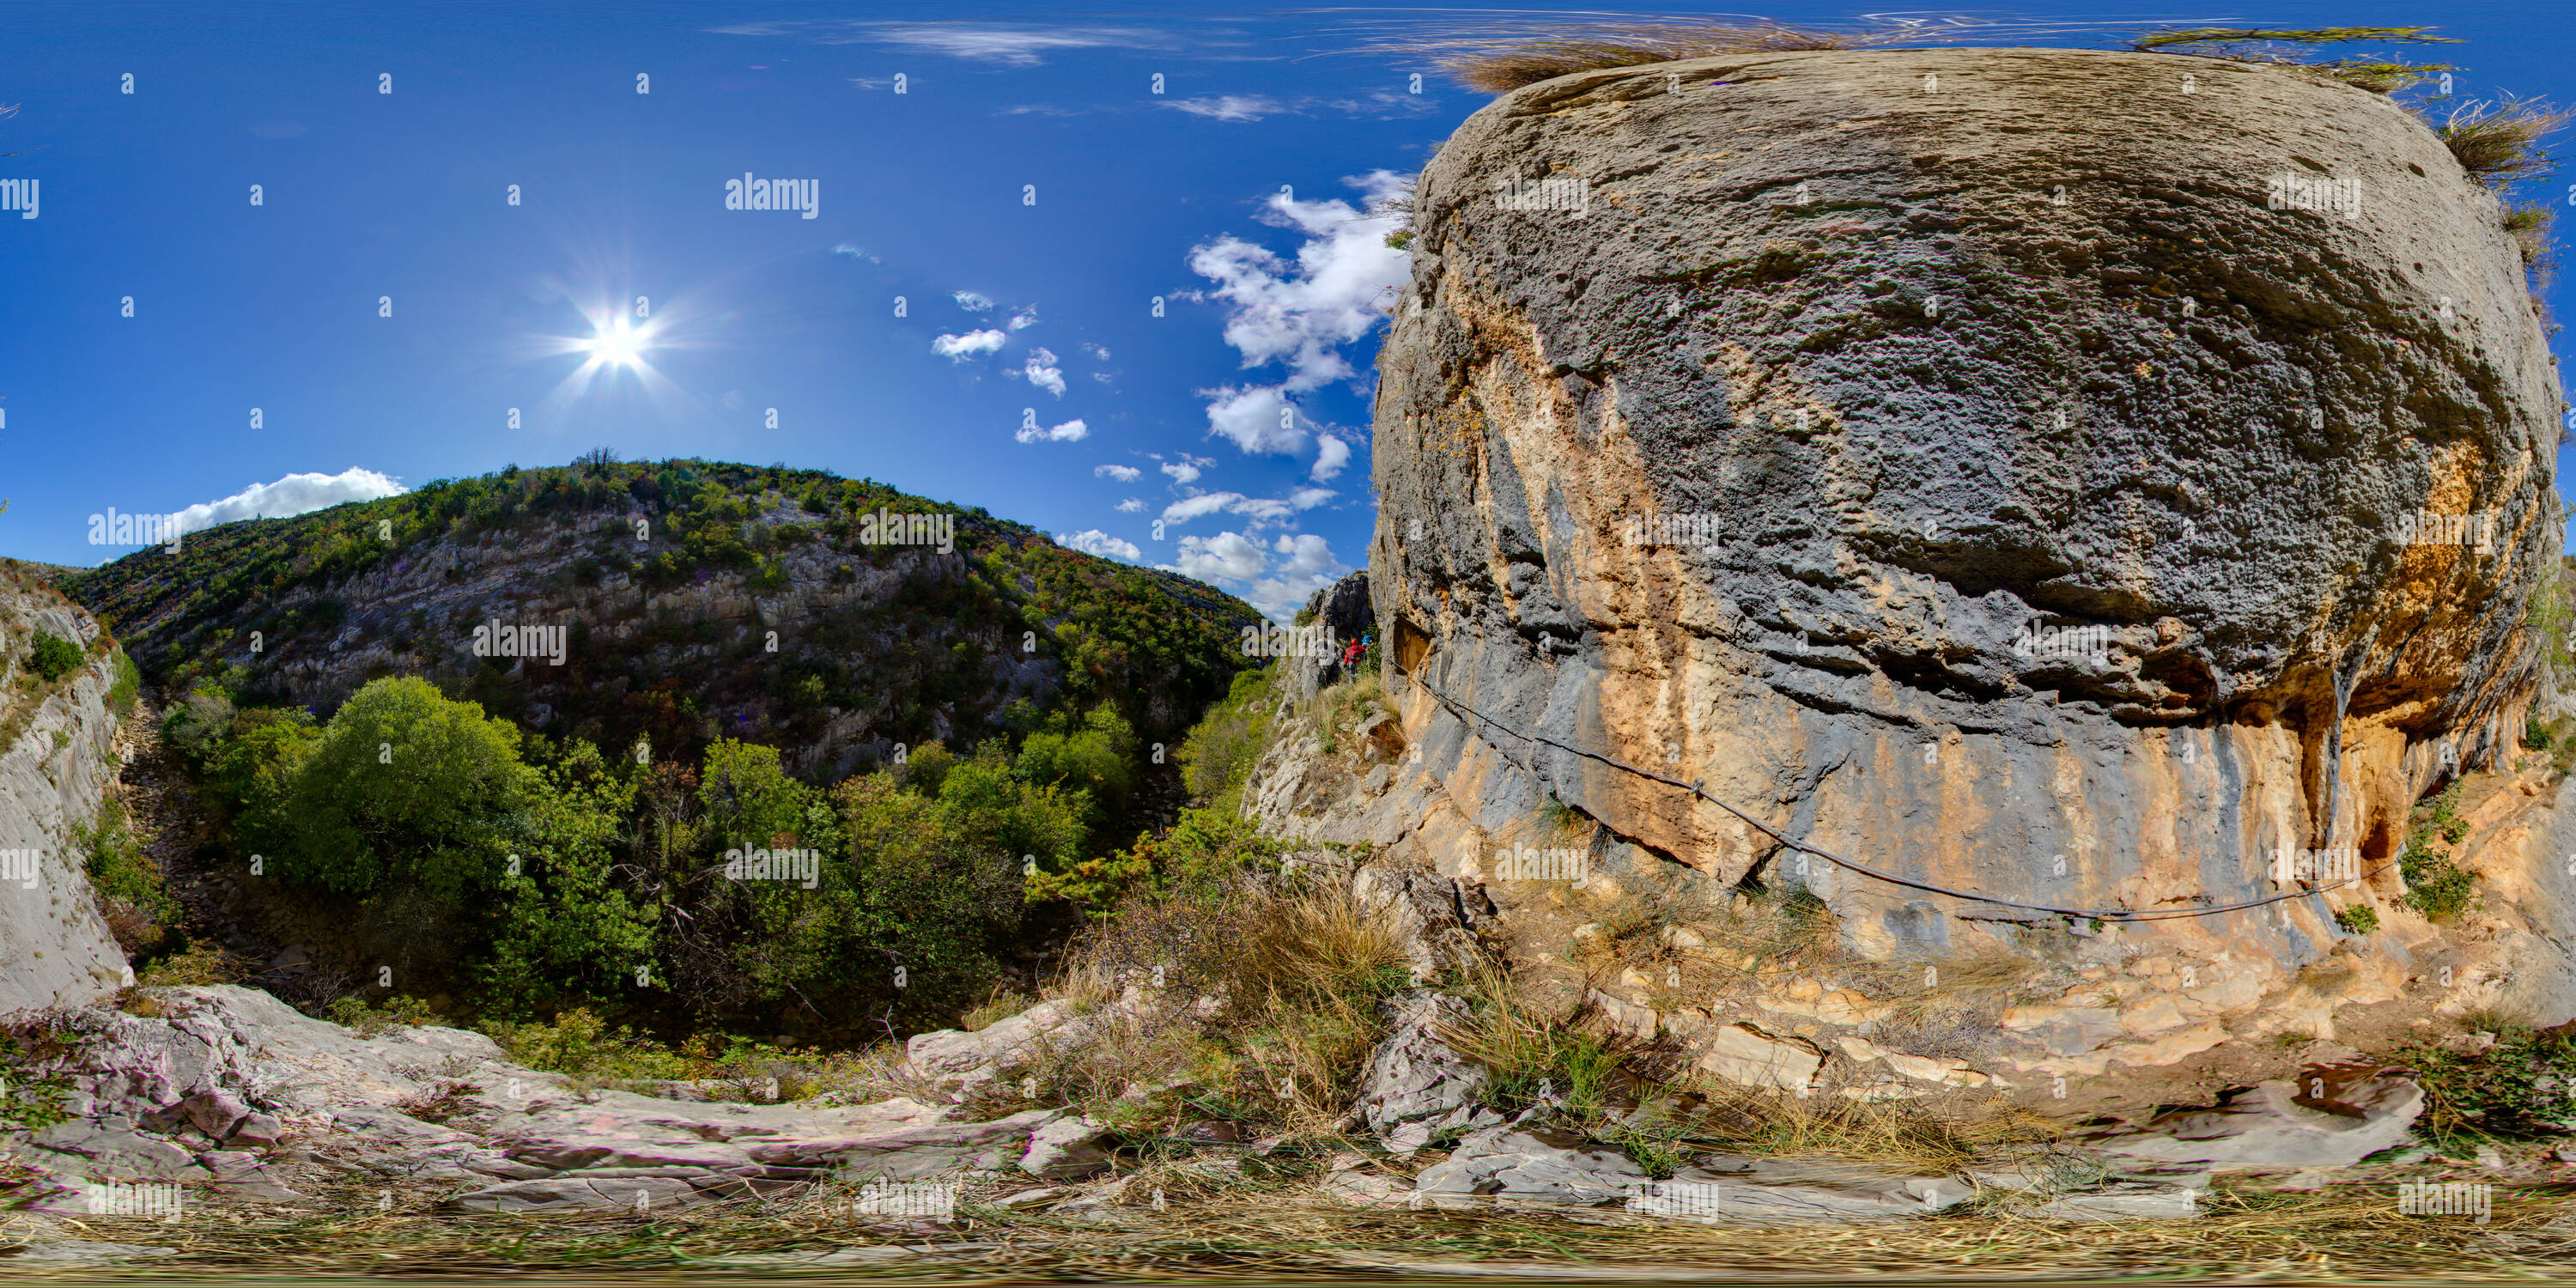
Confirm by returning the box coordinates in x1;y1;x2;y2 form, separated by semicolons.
1363;47;2566;981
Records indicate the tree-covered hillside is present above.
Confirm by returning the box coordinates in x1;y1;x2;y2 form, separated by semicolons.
59;457;1261;774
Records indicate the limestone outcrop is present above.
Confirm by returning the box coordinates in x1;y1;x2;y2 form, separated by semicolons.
8;985;1087;1214
0;573;134;1013
1330;46;2568;1016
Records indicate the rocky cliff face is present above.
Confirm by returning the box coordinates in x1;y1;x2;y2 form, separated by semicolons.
1281;48;2573;1032
0;568;134;1012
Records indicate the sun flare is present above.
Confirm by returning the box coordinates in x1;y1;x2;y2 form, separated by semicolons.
585;322;646;366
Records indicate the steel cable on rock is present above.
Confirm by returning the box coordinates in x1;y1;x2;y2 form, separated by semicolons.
1388;662;2397;924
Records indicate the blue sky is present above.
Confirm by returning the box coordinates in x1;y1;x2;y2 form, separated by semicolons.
2;3;2570;620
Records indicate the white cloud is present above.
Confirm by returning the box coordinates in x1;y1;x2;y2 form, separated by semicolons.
1310;433;1352;481
1016;417;1088;444
1272;532;1337;577
953;290;995;313
1115;497;1145;513
1162;492;1243;524
1056;529;1142;561
1243;535;1349;619
1163;94;1284;122
1187;170;1412;394
1158;490;1316;529
1170;531;1267;582
1022;346;1066;397
1160;459;1203;485
933;329;1006;360
850;24;1161;67
177;467;407;533
830;243;879;263
1094;464;1142;482
1081;342;1111;360
1008;307;1040;331
1185;172;1412;471
1160;530;1352;623
1321;89;1438;118
1201;384;1307;455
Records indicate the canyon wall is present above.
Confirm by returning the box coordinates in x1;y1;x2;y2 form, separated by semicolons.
0;574;133;1012
1309;47;2570;1022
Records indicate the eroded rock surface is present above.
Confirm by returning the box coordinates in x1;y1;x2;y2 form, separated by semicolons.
1351;991;1499;1151
3;987;1066;1214
1264;45;2573;1034
0;580;135;1013
2078;1066;2425;1170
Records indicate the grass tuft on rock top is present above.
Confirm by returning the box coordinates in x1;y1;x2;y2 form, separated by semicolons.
2124;26;2460;94
2436;94;2575;185
1400;20;1920;94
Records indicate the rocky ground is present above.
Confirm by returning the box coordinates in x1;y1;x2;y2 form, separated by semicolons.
2;975;2571;1274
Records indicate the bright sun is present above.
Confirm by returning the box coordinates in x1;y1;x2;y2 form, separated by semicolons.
586;323;645;366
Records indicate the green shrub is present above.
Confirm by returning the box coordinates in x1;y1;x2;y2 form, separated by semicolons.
325;994;441;1036
0;1023;77;1133
2402;844;2479;920
483;1007;692;1079
163;683;236;752
276;676;529;900
1176;665;1277;813
139;943;246;987
2400;783;2480;920
28;632;82;682
477;741;654;1019
106;651;142;717
76;799;173;922
2334;903;2380;934
2397;1020;2576;1145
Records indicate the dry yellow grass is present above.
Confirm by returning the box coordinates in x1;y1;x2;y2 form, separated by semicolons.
19;1169;2572;1279
1016;880;1411;1132
1396;21;1924;94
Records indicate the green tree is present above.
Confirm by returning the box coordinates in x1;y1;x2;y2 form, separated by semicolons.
1015;702;1140;828
480;741;655;1018
839;769;1026;1026
278;676;529;901
946;740;1086;874
204;707;321;860
698;738;835;854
